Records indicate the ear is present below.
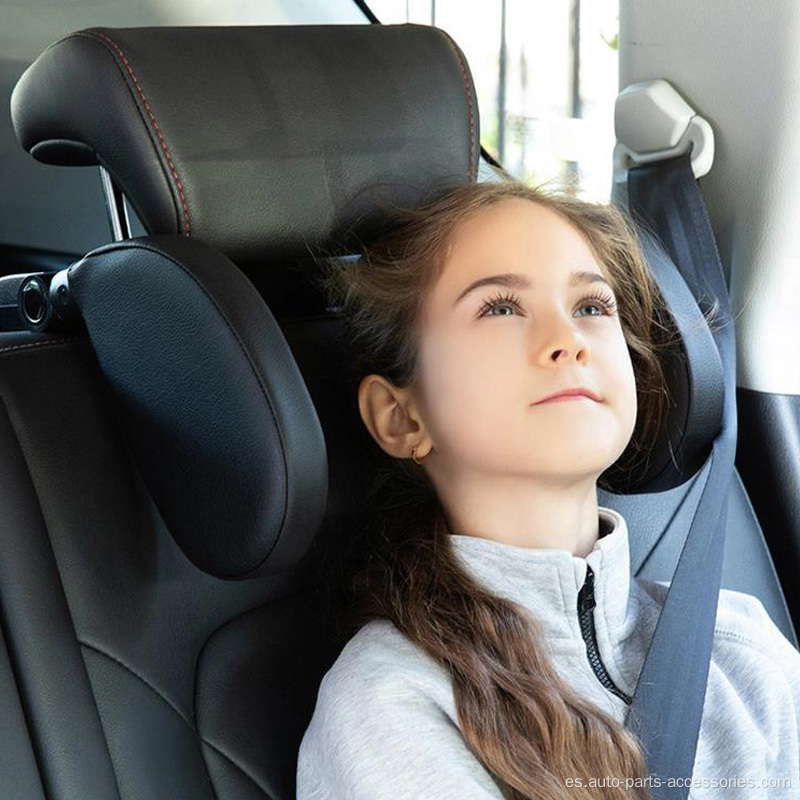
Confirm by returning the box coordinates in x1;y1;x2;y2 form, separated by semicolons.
357;374;432;460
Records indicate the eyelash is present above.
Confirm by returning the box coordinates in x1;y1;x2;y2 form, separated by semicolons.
475;290;618;320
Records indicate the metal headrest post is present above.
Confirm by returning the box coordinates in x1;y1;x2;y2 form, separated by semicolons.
98;166;131;241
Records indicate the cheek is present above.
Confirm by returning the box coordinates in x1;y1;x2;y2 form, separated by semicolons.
417;329;520;444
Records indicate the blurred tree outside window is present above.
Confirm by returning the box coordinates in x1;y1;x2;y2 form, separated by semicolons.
369;0;619;201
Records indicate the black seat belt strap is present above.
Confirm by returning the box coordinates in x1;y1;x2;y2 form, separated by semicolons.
624;153;738;799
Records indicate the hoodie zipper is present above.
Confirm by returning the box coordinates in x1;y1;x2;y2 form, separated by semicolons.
577;565;632;705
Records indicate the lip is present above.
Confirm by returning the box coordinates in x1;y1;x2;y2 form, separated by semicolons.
533;387;602;405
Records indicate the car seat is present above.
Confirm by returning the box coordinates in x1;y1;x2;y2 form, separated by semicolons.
1;22;796;800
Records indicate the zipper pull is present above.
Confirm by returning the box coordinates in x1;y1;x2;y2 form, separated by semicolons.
577;565;596;614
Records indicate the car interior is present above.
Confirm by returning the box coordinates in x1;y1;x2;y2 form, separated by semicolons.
0;3;798;799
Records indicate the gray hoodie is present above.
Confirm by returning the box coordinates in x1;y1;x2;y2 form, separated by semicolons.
297;506;800;798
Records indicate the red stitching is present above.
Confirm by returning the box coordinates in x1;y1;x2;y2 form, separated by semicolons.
0;337;83;355
438;30;477;182
89;31;192;237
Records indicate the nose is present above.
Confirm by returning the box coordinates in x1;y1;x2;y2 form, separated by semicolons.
531;310;590;366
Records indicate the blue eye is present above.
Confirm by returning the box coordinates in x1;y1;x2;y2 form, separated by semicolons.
476;290;618;319
476;290;523;318
578;291;618;317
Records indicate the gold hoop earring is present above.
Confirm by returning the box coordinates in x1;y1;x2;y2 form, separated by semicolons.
411;446;428;465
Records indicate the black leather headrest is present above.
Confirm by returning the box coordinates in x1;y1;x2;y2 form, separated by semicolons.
11;24;479;264
67;236;328;580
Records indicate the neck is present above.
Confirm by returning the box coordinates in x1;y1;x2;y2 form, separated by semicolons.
435;471;600;557
447;506;634;653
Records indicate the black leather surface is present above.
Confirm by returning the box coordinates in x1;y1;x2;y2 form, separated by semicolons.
195;600;345;798
0;332;350;799
736;388;800;633
0;622;46;800
0;348;121;800
67;236;328;579
11;24;480;264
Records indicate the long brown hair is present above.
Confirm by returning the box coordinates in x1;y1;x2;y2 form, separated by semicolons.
313;177;709;799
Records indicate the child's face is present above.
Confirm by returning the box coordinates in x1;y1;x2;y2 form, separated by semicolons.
412;197;637;484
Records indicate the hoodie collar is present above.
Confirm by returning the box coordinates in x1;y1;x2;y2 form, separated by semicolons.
448;506;632;649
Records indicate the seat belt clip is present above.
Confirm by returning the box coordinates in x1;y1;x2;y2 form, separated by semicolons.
612;78;715;184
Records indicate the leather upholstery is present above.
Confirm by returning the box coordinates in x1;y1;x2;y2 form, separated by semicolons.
0;622;45;799
67;235;328;579
0;331;346;799
11;25;480;264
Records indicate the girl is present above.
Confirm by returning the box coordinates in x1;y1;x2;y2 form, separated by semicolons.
296;179;800;799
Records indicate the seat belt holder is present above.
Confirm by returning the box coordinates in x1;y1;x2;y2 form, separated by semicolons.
618;142;738;799
613;78;715;184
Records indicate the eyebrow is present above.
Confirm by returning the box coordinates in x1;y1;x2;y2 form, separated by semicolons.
452;270;613;307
